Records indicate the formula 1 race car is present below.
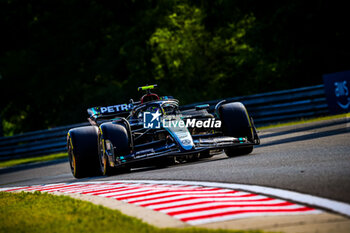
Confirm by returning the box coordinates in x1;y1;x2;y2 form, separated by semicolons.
67;85;260;178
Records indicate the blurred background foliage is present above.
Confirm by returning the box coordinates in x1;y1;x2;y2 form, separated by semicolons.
0;0;349;135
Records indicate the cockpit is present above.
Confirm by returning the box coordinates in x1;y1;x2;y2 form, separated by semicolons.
131;102;179;121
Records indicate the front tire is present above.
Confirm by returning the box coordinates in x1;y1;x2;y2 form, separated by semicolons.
218;102;254;157
99;122;131;176
67;126;100;178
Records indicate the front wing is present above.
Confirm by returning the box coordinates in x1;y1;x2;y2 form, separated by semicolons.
112;135;259;166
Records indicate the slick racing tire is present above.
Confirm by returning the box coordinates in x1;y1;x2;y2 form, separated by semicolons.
67;126;100;178
218;102;254;157
99;122;130;176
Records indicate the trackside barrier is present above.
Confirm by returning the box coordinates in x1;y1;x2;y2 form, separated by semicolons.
181;84;328;124
0;84;328;160
0;122;90;161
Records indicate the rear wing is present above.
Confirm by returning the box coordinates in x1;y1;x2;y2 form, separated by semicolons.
87;103;133;119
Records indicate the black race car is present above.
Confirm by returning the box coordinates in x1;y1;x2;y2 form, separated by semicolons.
67;85;260;178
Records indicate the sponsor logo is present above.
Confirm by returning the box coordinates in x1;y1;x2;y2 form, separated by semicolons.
143;112;221;129
100;104;133;114
181;139;192;145
334;81;350;109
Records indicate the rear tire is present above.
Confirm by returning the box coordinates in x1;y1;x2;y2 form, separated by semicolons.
99;122;130;176
67;126;99;178
218;102;254;157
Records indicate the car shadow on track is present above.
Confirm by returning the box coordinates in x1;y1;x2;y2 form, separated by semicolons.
104;154;252;178
66;156;231;181
260;117;350;139
258;127;350;148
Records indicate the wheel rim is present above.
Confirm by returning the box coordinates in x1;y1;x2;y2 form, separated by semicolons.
99;139;107;175
72;154;77;176
101;154;107;175
68;146;76;176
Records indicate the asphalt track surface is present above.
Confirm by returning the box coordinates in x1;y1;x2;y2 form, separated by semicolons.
1;117;349;204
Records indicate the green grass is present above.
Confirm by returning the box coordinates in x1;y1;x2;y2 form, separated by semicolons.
0;192;270;233
0;152;68;168
257;113;350;130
